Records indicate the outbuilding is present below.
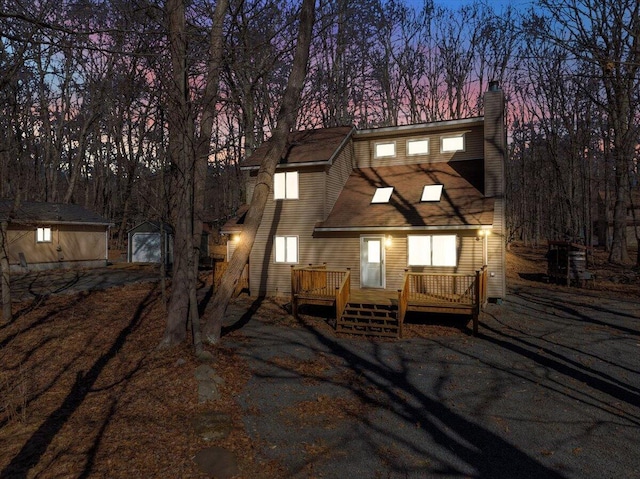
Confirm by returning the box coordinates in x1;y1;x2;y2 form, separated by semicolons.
0;200;111;272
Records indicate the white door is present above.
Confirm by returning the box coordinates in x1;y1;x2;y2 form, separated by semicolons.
360;236;385;288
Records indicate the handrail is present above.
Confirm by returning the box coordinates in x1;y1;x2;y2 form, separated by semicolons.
397;273;410;338
335;269;351;320
291;266;350;319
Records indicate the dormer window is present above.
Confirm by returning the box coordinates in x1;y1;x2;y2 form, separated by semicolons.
273;171;299;199
374;141;396;158
421;184;443;202
371;187;394;203
441;134;465;153
407;138;429;156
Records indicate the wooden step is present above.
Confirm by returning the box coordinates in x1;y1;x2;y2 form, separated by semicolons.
337;302;400;339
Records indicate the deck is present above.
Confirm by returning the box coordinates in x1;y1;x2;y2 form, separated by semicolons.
291;266;487;338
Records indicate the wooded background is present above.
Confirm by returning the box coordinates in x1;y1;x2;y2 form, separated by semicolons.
1;0;639;263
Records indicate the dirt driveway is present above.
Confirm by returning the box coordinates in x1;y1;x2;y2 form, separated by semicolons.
221;280;640;478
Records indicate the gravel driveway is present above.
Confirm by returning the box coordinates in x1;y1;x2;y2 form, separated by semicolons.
223;282;640;478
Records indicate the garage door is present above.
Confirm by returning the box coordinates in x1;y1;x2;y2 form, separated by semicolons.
131;233;161;263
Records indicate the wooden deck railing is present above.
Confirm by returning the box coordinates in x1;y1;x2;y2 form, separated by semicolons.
291;265;351;319
335;270;351;320
398;266;488;335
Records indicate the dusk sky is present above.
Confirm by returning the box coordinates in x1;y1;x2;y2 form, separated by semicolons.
408;0;535;11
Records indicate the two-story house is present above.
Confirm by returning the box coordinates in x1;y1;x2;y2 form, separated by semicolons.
223;84;506;312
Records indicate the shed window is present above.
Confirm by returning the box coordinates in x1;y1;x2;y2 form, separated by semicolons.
374;142;396;158
441;134;465;153
274;235;298;263
407;139;429;156
36;227;52;243
274;171;299;199
407;235;457;266
371;187;394;204
421;184;444;202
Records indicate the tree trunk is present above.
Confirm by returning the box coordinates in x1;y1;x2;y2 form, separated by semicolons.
202;0;316;344
159;0;228;350
0;220;11;323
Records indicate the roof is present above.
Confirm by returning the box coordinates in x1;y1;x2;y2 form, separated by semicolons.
220;205;249;235
241;126;354;169
0;200;111;226
316;162;494;231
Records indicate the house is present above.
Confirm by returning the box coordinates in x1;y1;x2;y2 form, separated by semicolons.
127;221;174;266
595;188;640;248
0;200;111;272
222;84;505;335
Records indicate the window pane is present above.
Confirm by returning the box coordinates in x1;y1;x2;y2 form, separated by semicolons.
375;142;395;158
37;227;51;242
286;236;298;263
442;135;464;152
407;139;429;155
408;236;431;266
286;171;298;199
371;187;394;203
432;235;457;266
273;173;285;199
421;184;443;202
367;239;381;263
275;236;286;262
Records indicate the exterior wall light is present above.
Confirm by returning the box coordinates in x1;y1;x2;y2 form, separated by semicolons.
385;235;393;247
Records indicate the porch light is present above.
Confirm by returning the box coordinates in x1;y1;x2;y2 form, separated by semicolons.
232;233;241;243
385;235;393;247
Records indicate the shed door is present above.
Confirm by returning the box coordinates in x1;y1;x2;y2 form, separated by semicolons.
360;236;385;288
131;233;161;263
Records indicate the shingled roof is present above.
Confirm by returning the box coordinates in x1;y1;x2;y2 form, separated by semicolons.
241;126;354;168
0;200;111;226
316;162;494;231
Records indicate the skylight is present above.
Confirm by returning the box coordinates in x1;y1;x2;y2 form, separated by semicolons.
371;187;394;203
421;184;443;202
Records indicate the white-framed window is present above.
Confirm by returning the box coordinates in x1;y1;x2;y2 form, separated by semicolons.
273;171;299;199
371;187;394;204
407;235;457;266
274;235;298;263
421;184;444;202
441;134;465;153
407;138;430;156
374;141;396;158
36;227;52;243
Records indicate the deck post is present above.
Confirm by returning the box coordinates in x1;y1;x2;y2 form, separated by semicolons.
473;270;480;336
291;265;298;319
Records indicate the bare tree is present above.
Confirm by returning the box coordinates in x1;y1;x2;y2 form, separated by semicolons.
159;0;229;352
203;0;316;344
536;0;640;264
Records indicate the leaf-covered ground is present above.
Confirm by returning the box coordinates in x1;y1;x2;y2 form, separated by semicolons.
1;244;638;478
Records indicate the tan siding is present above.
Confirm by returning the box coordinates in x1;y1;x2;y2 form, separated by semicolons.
249;168;327;296
7;224;107;267
325;143;355;217
353;124;485;169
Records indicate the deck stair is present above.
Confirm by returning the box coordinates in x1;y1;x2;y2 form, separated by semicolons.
337;300;400;339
